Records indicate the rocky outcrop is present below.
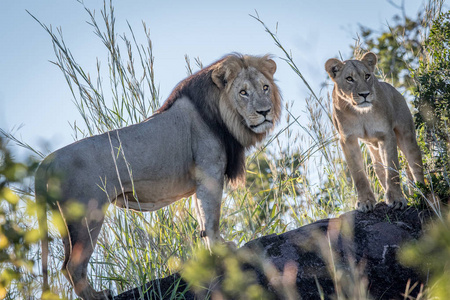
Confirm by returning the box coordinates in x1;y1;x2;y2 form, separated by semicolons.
114;203;431;299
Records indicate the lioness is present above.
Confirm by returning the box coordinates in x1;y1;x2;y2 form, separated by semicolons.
325;52;424;212
35;54;281;299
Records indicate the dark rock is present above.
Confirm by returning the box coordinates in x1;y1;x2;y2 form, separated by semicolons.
113;273;194;300
114;203;432;299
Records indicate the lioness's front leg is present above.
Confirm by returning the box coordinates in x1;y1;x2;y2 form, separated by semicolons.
396;129;425;185
366;143;387;191
340;137;376;212
380;134;407;209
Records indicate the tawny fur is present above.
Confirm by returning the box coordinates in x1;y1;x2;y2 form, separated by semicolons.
325;52;424;212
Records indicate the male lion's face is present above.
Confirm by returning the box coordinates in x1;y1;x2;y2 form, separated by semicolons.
231;67;276;133
325;52;377;110
212;55;281;146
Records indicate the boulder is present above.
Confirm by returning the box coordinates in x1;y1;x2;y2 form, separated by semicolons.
114;203;431;299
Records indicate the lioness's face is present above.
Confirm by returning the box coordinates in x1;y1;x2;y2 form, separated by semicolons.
335;62;374;108
325;52;378;110
231;67;276;133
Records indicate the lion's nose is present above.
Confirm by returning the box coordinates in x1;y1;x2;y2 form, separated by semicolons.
358;92;370;99
257;109;271;117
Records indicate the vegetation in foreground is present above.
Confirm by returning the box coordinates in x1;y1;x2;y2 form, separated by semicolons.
0;0;449;299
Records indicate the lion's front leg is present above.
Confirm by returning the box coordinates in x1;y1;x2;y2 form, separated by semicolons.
380;134;407;209
340;137;376;212
193;192;222;250
193;159;235;250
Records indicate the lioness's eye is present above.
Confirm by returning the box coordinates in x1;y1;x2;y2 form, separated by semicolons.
346;76;354;82
240;90;248;96
263;85;269;91
365;74;371;80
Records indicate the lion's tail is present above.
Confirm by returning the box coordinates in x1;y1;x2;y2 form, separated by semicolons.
35;162;50;294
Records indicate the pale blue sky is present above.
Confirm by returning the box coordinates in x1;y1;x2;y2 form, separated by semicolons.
1;0;429;156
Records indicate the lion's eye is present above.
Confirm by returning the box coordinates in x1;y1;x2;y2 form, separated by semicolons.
263;85;269;91
365;74;371;80
240;90;248;96
346;76;354;82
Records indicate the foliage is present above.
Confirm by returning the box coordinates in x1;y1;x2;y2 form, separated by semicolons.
1;0;448;299
0;138;40;299
413;10;450;190
400;210;450;299
359;14;423;92
182;245;272;300
29;0;160;137
244;150;305;228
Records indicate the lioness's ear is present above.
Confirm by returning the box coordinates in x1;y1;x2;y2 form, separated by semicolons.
361;52;377;72
325;58;344;79
212;62;239;89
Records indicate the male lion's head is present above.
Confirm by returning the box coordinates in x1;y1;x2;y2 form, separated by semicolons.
211;54;282;147
325;52;378;109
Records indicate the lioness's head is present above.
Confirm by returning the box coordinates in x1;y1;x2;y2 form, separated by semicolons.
212;54;281;147
325;52;378;109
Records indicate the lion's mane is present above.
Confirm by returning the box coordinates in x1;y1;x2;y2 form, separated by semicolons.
156;54;281;186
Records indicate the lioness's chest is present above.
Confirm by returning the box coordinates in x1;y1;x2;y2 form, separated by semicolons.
336;109;391;142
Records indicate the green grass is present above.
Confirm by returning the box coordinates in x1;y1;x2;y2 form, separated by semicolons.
1;0;448;299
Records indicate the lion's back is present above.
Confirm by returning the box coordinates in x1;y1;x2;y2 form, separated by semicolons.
34;97;212;202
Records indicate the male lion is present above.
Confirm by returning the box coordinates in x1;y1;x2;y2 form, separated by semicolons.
35;54;281;299
325;52;424;212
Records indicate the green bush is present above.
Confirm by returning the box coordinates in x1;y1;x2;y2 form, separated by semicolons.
400;210;450;299
0;138;40;299
413;10;450;202
414;11;450;174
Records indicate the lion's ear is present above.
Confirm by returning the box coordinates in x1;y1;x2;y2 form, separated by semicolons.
212;63;239;89
262;58;277;76
325;58;344;79
361;52;377;72
212;66;226;89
